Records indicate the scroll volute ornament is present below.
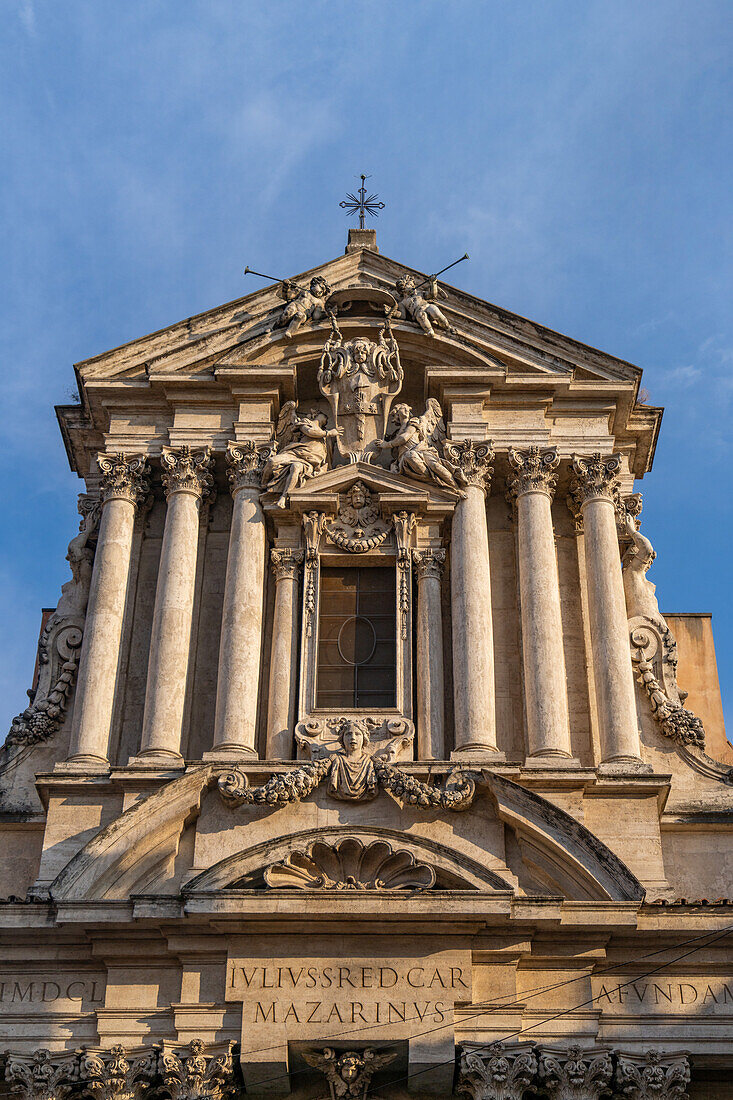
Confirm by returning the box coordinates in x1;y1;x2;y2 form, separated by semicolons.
569;453;622;510
160;446;214;500
5;1050;77;1100
458;1044;538;1100
79;1045;157;1100
539;1045;613;1100
158;1040;235;1100
507;445;559;501
225;439;273;493
615;1052;690;1100
98;453;150;507
443;438;494;491
302;1048;397;1100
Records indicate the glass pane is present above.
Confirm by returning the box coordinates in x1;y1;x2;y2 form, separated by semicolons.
316;567;396;709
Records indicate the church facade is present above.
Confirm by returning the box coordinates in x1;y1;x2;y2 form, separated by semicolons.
1;228;732;1100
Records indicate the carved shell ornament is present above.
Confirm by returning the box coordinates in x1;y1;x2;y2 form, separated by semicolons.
264;837;436;891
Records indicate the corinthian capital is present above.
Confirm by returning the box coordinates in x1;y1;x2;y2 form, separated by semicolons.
539;1046;613;1100
458;1044;538;1100
158;1039;235;1100
443;438;495;492
161;446;214;500
225;440;274;494
413;548;446;581
5;1049;77;1100
98;453;150;508
615;1052;690;1100
270;548;303;582
507;445;559;502
569;453;622;508
78;1045;157;1100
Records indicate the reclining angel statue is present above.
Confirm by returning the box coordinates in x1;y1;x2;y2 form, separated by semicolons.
276;275;331;340
373;398;463;491
393;274;456;338
262;401;342;508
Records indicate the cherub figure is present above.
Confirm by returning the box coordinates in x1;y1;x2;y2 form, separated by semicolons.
277;276;331;339
262;401;341;508
374;399;462;491
394;274;456;338
303;1048;397;1100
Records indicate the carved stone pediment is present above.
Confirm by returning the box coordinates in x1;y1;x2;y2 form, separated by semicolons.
284;459;462;519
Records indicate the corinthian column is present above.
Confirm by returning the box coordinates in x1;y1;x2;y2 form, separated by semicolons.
137;446;213;764
266;549;303;759
508;446;572;759
413;549;446;759
570;453;641;763
539;1046;613;1100
443;439;498;755
210;441;270;758
67;454;149;765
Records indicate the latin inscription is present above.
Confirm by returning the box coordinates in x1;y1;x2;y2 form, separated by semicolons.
227;956;471;1038
0;976;105;1010
592;979;733;1013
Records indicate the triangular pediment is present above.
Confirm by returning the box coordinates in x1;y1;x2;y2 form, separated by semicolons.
278;460;460;519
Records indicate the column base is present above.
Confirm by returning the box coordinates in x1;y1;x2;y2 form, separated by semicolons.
202;745;258;762
127;749;185;769
597;756;653;775
523;753;581;770
451;745;505;762
57;755;111;773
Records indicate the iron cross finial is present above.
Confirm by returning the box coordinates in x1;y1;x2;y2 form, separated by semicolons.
339;174;385;230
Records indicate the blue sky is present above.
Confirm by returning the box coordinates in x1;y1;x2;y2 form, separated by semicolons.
1;1;731;734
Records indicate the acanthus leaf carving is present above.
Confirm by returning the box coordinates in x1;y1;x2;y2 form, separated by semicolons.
5;1050;78;1100
79;1045;157;1100
539;1045;613;1100
302;1047;397;1100
157;1039;235;1100
225;440;273;493
458;1044;538;1100
615;1051;691;1100
161;446;214;501
443;438;494;492
413;548;445;582
568;453;622;518
270;548;304;583
98;453;150;508
629;622;705;748
506;445;559;505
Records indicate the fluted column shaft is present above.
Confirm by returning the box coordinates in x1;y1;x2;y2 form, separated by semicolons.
509;447;572;758
212;443;270;757
571;454;641;763
444;439;498;755
266;549;303;760
138;447;213;763
414;550;446;759
67;454;149;765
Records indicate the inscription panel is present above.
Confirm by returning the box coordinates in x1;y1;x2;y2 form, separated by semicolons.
0;972;105;1013
592;975;733;1014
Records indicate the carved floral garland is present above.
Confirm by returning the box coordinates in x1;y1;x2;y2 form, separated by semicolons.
218;759;475;812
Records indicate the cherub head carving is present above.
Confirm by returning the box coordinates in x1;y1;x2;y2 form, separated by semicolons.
395;275;417;296
350;338;371;366
390;403;411;428
310;277;331;298
337;717;371;757
347;482;369;510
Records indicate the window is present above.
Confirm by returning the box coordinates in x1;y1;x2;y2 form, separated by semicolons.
316;567;396;709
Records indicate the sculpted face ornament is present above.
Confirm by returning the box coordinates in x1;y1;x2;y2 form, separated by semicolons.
218;717;475;811
303;1048;397;1100
276;276;332;339
325;482;390;553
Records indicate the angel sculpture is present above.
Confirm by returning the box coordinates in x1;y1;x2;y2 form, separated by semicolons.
393;274;456;338
276;275;331;340
374;399;462;491
261;401;341;508
303;1048;397;1100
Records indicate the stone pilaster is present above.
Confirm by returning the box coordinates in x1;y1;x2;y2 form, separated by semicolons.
507;446;573;760
458;1044;538;1100
137;446;213;764
66;453;149;766
266;549;303;760
570;453;642;764
539;1045;613;1100
443;439;499;756
414;549;446;759
210;441;271;758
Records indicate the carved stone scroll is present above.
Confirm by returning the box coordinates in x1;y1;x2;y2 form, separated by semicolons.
79;1046;157;1100
629;620;705;747
444;438;494;492
539;1045;613;1100
615;1051;691;1100
158;1039;236;1100
506;445;559;505
5;1050;78;1100
98;453;150;506
458;1044;538;1100
225;439;273;493
161;446;214;501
